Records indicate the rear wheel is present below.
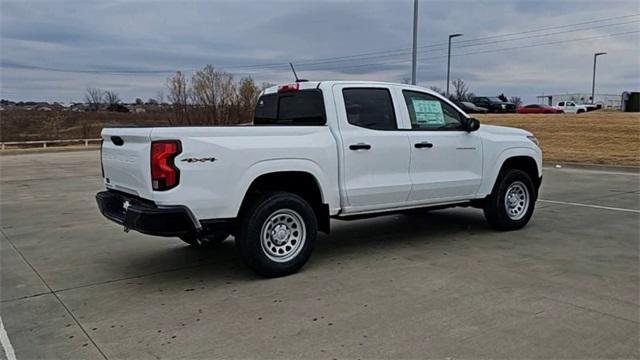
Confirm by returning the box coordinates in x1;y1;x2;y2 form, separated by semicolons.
483;169;536;231
236;192;317;277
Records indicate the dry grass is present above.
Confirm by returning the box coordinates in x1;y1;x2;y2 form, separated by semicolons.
2;109;639;166
0;110;173;142
476;111;640;166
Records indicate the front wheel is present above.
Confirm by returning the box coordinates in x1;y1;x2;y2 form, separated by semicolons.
235;192;317;277
483;169;536;231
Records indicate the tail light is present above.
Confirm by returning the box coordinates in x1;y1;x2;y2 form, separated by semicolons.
100;139;104;178
150;140;181;191
278;83;299;93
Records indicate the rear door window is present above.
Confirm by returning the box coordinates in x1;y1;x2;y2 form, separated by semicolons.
342;88;397;130
254;90;325;125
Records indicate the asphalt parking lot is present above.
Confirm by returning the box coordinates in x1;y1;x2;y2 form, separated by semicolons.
1;150;638;359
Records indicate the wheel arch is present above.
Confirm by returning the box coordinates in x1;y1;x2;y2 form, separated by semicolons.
479;148;542;198
236;166;331;234
498;156;541;194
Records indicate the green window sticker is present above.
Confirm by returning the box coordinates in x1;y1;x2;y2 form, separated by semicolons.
412;99;444;125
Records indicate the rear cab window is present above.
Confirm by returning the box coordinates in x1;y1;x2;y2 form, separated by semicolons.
342;88;397;130
254;89;326;125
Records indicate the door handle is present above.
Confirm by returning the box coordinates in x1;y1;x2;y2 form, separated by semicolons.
414;142;433;149
349;143;371;151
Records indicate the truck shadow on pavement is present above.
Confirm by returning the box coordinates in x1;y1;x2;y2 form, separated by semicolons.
124;208;493;282
314;209;491;259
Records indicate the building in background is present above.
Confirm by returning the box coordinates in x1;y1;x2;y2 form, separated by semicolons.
536;93;622;108
621;92;639;112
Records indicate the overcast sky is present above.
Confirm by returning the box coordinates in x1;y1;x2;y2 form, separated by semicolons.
1;0;639;103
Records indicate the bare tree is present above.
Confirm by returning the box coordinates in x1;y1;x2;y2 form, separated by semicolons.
104;91;121;105
84;87;104;111
191;65;218;125
451;78;469;101
260;82;275;91
237;76;260;121
191;65;237;125
509;96;523;106
216;72;236;125
155;90;165;105
428;86;445;96
167;71;190;125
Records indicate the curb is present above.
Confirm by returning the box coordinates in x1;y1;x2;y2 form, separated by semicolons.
0;146;100;156
543;161;639;173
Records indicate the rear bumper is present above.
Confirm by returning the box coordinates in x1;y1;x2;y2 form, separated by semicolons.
96;191;198;237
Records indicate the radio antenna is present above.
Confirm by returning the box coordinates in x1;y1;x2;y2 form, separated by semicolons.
289;62;300;82
289;62;308;82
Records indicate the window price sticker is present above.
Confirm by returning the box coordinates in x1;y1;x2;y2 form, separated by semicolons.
412;99;444;125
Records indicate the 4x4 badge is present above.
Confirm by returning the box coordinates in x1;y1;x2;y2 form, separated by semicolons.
181;157;216;163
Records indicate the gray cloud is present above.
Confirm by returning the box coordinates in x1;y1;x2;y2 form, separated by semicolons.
1;0;638;103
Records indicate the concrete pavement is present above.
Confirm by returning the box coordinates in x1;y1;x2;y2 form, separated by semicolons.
1;150;638;359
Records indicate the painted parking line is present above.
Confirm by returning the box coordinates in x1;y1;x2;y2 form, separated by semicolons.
0;317;16;360
539;199;640;214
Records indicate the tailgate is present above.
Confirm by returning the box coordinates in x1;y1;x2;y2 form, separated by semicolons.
101;128;154;199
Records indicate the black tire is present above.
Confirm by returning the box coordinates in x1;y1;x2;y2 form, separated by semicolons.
577;109;585;114
235;192;317;278
180;230;230;247
483;169;536;231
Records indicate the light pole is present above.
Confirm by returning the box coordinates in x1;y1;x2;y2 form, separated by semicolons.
411;0;419;85
591;52;606;104
446;33;463;97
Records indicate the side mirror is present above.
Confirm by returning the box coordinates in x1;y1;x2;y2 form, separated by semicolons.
464;118;480;132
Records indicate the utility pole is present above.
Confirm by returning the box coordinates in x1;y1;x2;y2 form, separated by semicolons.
411;0;419;85
591;52;606;104
446;33;463;97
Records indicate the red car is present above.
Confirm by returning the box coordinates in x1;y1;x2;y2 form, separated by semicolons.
517;104;564;114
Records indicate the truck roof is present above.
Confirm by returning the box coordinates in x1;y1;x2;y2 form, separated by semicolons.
262;81;443;97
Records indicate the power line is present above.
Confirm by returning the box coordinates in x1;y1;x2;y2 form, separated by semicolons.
295;30;640;72
263;19;639;71
229;13;640;70
4;14;639;76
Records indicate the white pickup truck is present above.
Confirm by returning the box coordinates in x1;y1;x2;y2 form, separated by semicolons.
555;101;588;114
97;81;542;277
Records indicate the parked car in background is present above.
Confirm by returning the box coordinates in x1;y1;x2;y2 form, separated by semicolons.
472;97;516;113
555;101;588;114
517;104;564;114
584;104;599;112
455;101;489;114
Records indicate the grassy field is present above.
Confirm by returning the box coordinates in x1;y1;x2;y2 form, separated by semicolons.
0;110;173;143
476;111;640;166
1;109;639;166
